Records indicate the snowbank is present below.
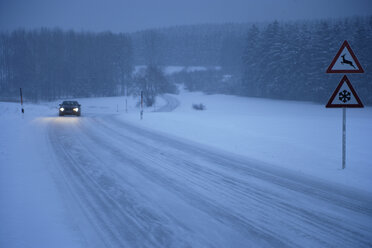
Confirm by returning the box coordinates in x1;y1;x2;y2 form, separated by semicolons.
0;102;82;248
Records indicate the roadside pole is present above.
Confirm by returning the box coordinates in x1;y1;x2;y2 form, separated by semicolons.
140;90;143;120
20;88;24;115
342;108;346;169
125;85;128;113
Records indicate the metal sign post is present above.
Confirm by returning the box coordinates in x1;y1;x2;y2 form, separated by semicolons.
326;40;364;169
342;108;346;169
325;76;363;169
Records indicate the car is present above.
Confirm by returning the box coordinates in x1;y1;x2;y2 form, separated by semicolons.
59;101;81;116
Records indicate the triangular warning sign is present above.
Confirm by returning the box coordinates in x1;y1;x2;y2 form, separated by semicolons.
326;75;363;108
326;40;364;73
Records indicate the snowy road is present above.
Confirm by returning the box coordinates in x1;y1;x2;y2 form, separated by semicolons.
46;112;372;247
156;94;180;112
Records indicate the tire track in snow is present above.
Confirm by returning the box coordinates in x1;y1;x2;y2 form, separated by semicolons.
78;117;293;247
103;115;372;213
88;115;372;248
48;119;185;248
48;115;372;248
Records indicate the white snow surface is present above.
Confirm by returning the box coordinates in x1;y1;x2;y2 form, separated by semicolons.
1;90;371;248
134;65;221;75
123;89;372;192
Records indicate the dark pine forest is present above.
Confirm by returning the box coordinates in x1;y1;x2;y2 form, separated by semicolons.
1;16;371;104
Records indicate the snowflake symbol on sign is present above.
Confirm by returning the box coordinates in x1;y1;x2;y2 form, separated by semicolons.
339;90;351;103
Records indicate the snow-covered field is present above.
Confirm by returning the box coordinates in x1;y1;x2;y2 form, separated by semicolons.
124;89;372;191
1;90;371;248
134;65;221;75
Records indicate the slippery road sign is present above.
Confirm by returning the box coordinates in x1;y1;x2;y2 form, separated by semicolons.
326;40;364;74
326;75;363;108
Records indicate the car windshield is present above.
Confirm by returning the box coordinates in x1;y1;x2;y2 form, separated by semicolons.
62;101;78;105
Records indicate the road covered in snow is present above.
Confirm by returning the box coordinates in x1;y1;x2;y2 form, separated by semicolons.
1;92;372;247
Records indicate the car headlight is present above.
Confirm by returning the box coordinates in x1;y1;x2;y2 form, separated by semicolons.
73;107;79;112
59;107;64;111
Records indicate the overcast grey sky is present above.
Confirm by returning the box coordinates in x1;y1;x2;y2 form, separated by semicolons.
1;0;371;33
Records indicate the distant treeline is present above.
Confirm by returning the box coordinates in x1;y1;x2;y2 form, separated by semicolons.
134;16;372;104
1;16;371;104
131;23;248;69
240;16;372;104
0;29;133;101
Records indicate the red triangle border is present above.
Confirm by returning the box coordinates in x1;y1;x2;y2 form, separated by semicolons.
326;40;364;74
326;75;364;108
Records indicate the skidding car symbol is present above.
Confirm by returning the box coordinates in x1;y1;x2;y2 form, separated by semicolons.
59;101;81;116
